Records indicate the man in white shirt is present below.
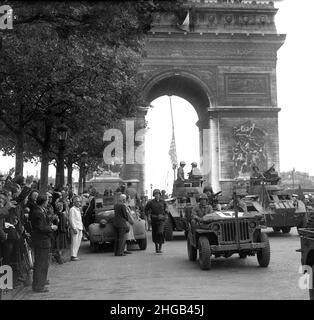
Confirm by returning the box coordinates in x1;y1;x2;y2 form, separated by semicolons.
68;196;83;261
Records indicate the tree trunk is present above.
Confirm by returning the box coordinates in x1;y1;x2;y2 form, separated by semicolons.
39;121;52;194
15;131;24;177
67;162;73;187
78;166;83;195
40;147;49;193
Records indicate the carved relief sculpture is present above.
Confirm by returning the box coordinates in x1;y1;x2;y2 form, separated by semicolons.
232;121;267;178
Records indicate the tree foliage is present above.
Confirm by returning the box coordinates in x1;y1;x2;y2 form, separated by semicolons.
0;1;182;190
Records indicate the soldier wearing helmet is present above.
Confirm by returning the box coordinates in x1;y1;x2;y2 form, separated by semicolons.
203;185;214;207
191;193;213;222
177;161;186;184
188;162;202;186
145;189;168;253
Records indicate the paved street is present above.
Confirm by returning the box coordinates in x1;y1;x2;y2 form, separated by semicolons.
15;228;308;300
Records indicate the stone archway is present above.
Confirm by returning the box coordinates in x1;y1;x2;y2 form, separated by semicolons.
142;70;215;192
129;0;285;198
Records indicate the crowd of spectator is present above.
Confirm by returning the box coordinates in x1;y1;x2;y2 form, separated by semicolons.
0;173;76;291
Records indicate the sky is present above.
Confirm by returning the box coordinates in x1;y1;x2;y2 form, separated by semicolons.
1;0;314;194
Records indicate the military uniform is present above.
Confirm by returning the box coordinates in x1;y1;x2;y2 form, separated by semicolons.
191;203;213;232
191;204;213;221
145;198;167;245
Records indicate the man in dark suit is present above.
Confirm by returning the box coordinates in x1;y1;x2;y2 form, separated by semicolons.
113;194;129;256
29;194;58;293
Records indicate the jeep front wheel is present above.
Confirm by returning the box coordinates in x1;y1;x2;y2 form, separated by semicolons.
256;232;271;267
198;236;211;270
187;236;197;261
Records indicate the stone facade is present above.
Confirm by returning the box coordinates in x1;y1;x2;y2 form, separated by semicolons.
134;0;285;197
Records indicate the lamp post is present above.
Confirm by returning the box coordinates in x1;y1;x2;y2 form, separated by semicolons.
292;167;295;190
150;183;153;199
56;123;68;190
79;151;88;194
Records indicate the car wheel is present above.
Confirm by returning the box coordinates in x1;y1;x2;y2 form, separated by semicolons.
138;238;147;250
272;227;281;232
164;216;173;241
256;232;271;267
187;236;197;261
281;227;291;234
198;236;211;270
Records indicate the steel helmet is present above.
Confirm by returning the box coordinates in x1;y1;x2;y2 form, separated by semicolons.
191;162;197;167
199;193;208;200
153;189;161;196
180;161;186;166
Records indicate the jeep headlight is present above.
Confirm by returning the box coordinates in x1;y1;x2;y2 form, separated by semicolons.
212;223;220;231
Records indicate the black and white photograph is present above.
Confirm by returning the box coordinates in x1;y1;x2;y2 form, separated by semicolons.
0;0;314;305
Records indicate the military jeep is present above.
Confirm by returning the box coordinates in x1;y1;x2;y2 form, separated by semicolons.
297;228;314;300
186;193;270;270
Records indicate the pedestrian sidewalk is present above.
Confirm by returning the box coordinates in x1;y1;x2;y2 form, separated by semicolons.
1;248;72;300
1;283;25;300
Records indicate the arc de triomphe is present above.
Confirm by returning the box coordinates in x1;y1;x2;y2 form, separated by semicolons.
122;0;285;197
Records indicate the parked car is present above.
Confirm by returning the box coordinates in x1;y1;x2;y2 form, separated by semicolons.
88;199;147;252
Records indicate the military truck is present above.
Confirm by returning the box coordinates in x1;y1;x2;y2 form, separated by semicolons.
187;192;270;270
245;166;308;234
297;228;314;300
